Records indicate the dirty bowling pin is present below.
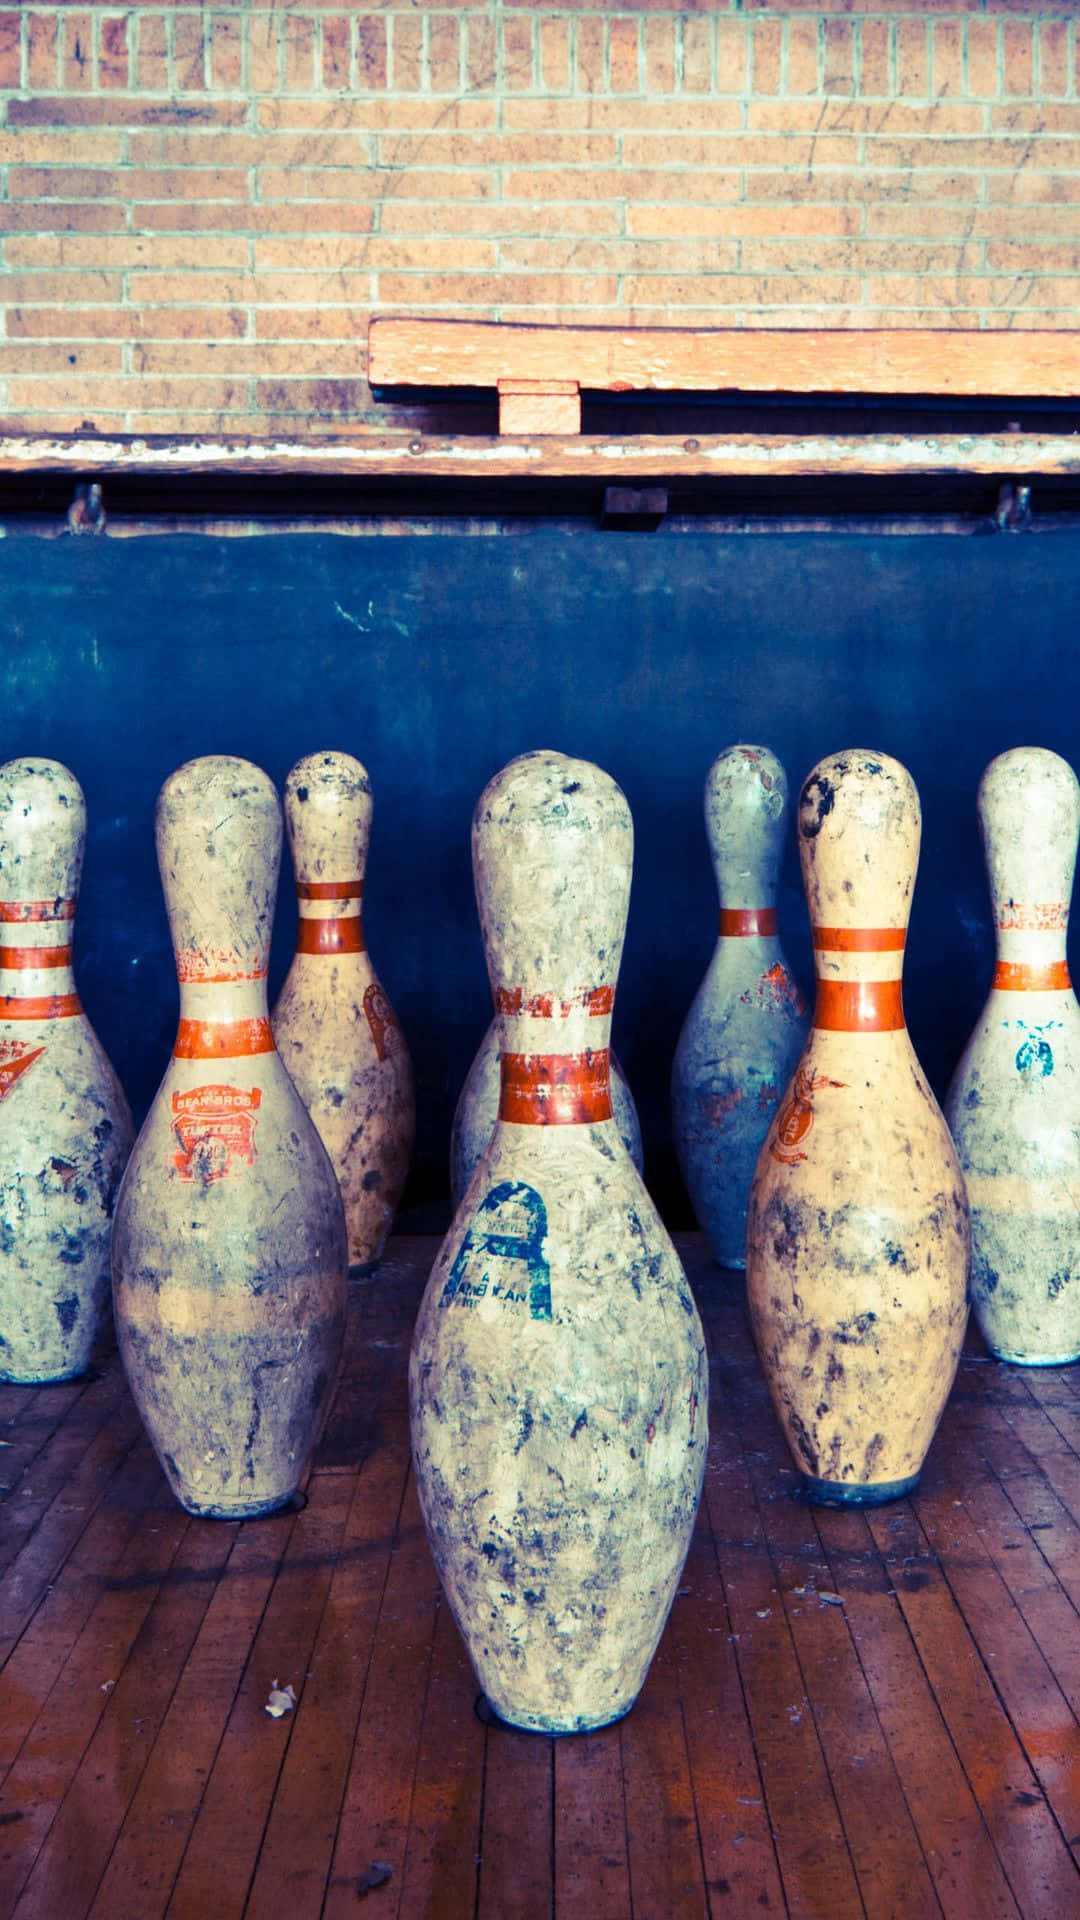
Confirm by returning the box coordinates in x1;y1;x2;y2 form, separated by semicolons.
672;745;808;1268
449;1018;643;1208
273;752;414;1269
747;750;970;1504
112;757;347;1517
410;751;708;1734
946;748;1080;1365
0;760;133;1382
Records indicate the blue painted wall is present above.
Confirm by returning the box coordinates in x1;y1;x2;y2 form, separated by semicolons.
2;529;1077;1227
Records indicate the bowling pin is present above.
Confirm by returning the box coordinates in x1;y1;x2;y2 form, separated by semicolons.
410;751;708;1735
272;752;414;1269
449;1018;643;1208
112;756;347;1517
672;746;808;1268
747;750;969;1505
0;759;133;1382
946;748;1080;1365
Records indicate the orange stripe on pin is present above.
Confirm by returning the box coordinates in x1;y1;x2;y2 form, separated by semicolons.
993;960;1071;992
499;1049;614;1125
296;880;364;900
718;907;777;937
0;945;73;970
495;985;614;1018
0;992;82;1020
0;899;75;924
174;1016;276;1059
297;917;366;956
813;925;906;952
814;979;905;1032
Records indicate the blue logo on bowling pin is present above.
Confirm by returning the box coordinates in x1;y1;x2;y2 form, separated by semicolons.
440;1181;552;1321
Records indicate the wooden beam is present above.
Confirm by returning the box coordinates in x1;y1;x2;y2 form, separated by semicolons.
369;319;1080;400
1;431;1078;482
497;379;581;436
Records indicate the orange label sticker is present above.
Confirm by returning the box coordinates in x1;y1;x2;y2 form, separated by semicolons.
172;1084;262;1183
770;1066;846;1165
363;983;400;1061
0;1041;45;1100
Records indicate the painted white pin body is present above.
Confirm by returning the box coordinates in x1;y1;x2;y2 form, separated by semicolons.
112;756;347;1517
672;745;808;1268
0;759;133;1382
273;752;414;1269
410;750;708;1735
946;747;1080;1365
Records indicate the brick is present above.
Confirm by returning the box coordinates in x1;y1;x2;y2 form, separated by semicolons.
247;15;279;94
254;307;366;341
464;15;494;95
0;11;20;90
896;21;929;100
859;22;891;99
931;23;963;101
381;200;620;237
10;97;244;128
752;21;781;97
748;100;983;137
502;15;533;93
321;15;350;92
172;15;205;92
987;171;1080;205
2;200;125;233
1003;24;1034;100
502;98;741;133
428;14;459;96
0;132;125;164
786;20;819;97
501;169;740;205
643;19;673;97
0;342;125;373
1;270;124;303
27;14;58;92
136;11;168;92
1037;23;1070;101
967;23;998;102
681;17;711;96
987;240;1080;272
575;16;603;95
390;14;421;93
627;203;861;240
375;132;616;165
377;271;618;307
6;233;250;270
255;234;494;271
255;379;369;418
61;10;93;92
129;341;365;377
2;306;231;340
9;166;126;199
621;273;860;310
283;15;314;93
621;133;857;167
609;17;638;97
211;15;244;92
715;20;747;98
259;96;494;133
97;14;130;91
259;165;492;203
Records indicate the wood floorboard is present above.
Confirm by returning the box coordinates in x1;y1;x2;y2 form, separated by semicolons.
0;1233;1076;1919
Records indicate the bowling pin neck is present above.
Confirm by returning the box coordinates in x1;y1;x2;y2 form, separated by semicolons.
0;759;86;1024
156;757;280;1064
293;881;366;959
284;754;372;963
799;751;919;1039
706;745;787;925
979;748;1079;989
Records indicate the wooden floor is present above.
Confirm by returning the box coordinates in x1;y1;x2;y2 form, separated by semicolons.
0;1235;1078;1920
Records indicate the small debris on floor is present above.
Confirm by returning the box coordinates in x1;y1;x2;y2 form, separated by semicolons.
819;1592;844;1607
356;1862;393;1898
264;1681;297;1719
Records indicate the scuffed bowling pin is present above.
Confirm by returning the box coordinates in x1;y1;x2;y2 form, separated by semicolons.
411;751;708;1734
449;1019;643;1208
747;750;969;1504
672;746;808;1267
946;748;1080;1365
0;760;133;1381
112;757;347;1517
273;752;414;1269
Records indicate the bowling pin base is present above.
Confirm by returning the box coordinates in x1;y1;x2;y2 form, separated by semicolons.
476;1691;634;1738
797;1471;920;1508
173;1487;306;1521
990;1347;1080;1368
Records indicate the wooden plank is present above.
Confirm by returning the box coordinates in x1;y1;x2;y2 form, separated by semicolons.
2;432;1080;482
619;1626;709;1920
865;1501;1080;1917
475;1722;553;1920
10;1512;239;1920
369;319;1080;399
87;1510;297;1920
497;380;581;436
553;1723;631;1920
395;1595;486;1918
163;1471;354;1920
0;1366;131;1581
321;1473;440;1919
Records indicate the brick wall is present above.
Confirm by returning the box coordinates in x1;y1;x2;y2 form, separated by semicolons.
0;3;1077;440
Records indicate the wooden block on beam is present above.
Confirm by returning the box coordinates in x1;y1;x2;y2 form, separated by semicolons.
601;487;668;529
497;379;580;436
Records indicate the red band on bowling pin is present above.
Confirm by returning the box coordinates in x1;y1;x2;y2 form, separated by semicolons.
0;992;82;1020
174;1016;276;1059
0;899;75;923
499;1049;614;1125
0;945;73;969
813;926;907;952
297;918;366;956
176;950;268;985
814;980;905;1032
296;880;364;901
996;903;1067;932
718;908;777;936
494;985;614;1018
993;960;1072;992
